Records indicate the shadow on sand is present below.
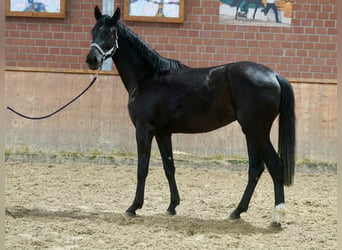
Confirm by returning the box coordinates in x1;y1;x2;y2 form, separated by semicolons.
6;206;281;236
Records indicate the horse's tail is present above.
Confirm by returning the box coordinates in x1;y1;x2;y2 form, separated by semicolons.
277;75;296;186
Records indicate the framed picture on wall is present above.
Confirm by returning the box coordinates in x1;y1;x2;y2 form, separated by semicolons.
6;0;66;18
124;0;185;23
219;0;292;27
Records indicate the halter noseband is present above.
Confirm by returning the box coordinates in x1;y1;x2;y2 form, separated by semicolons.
90;30;119;62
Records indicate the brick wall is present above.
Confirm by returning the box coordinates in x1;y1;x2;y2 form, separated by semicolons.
5;0;337;80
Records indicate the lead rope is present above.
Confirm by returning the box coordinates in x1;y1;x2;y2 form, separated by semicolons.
7;32;119;120
6;71;100;120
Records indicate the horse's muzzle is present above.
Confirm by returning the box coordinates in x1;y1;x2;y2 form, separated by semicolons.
86;51;101;70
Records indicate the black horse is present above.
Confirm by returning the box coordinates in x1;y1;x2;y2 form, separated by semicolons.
86;6;295;226
230;0;265;20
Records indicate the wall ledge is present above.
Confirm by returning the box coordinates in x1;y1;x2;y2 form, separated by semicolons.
5;66;337;85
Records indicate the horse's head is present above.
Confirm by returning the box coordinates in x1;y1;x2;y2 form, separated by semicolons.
86;6;120;70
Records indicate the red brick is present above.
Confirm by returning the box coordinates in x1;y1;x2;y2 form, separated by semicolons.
192;38;203;45
326;59;336;66
54;33;65;40
315;43;325;50
292;42;304;49
38;47;48;54
200;16;211;22
3;0;336;81
312;20;323;28
42;32;53;39
24;40;35;46
322;5;333;12
306;12;317;19
328;28;337;35
239;48;250;55
269;56;280;64
205;47;215;53
214;39;225;46
203;38;214;46
292;57;303;65
186;45;197;53
318;13;329;19
307;35;319;42
50;48;60;54
325;20;336;28
17;61;29;67
213;54;224;62
310;5;321;12
326;43;336;50
303;43;314;50
301;72;313;78
301;19;312;26
311;66;321;72
261;48;273;56
36;40;47;47
296;12;305;19
192;8;203;15
309;51;319;57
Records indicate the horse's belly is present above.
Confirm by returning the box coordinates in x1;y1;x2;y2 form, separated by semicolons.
168;113;236;134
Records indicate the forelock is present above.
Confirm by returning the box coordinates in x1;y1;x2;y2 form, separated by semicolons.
91;15;113;35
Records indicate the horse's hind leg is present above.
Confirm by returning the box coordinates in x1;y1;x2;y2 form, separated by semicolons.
252;6;258;20
155;133;180;215
231;135;285;226
235;0;243;19
230;140;265;219
257;140;286;227
244;135;285;225
234;101;285;225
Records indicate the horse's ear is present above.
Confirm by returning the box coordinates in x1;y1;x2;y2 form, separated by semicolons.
94;6;102;20
112;7;121;22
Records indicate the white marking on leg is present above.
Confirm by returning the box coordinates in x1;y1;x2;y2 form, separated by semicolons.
273;203;286;224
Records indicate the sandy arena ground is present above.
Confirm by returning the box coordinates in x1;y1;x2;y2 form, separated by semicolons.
5;162;336;249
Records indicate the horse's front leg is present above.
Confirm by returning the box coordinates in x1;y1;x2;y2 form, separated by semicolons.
125;129;153;216
155;133;180;215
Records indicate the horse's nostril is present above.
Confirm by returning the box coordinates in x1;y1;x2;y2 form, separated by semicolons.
86;54;95;65
86;54;100;70
86;54;94;63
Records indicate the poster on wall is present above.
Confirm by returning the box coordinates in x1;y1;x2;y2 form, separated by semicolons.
124;0;185;23
219;0;292;26
6;0;66;18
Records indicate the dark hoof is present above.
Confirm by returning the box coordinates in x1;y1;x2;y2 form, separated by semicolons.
229;212;241;220
270;221;282;229
166;209;176;216
124;210;136;217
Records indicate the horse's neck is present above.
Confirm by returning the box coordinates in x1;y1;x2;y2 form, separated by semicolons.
112;41;153;94
111;24;155;93
112;23;184;94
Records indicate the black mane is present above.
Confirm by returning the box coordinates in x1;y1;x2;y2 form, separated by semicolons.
117;22;187;74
